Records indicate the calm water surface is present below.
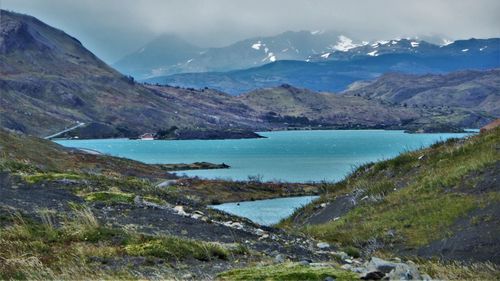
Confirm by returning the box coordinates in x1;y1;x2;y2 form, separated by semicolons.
56;130;473;183
210;196;319;226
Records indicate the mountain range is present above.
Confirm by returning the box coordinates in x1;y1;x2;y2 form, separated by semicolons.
0;10;498;140
113;30;352;79
145;38;500;94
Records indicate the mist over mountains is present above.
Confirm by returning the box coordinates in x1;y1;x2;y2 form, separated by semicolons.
113;32;499;94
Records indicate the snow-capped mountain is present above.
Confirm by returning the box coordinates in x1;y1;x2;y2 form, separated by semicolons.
113;31;362;79
308;37;499;62
145;38;500;95
114;31;499;82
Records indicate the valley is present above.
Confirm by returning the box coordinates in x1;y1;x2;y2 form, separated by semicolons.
0;5;499;281
1;10;499;141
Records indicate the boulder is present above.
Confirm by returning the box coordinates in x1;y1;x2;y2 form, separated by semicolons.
367;257;397;273
298;259;311;266
190;214;202;219
334;251;349;260
387;263;421;280
174;205;188;216
255;228;266;236
363;257;422;280
360;271;385;280
231;222;244;229
317;242;330;249
274;254;285;264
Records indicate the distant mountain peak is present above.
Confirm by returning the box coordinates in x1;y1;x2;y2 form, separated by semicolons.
331;35;363;52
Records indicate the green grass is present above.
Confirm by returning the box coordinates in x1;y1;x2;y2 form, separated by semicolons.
125;236;230;261
23;172;85;184
84;190;166;205
0;159;40;173
218;263;358;281
284;129;500;249
0;208;241;280
417;259;500;280
305;191;477;246
84;191;135;204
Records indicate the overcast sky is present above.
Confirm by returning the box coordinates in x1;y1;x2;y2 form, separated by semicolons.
2;0;499;63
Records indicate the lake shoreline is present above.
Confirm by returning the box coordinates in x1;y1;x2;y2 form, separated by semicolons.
56;129;475;183
53;126;477;141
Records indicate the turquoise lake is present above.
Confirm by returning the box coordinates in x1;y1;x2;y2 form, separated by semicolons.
56;130;473;183
210;196;320;226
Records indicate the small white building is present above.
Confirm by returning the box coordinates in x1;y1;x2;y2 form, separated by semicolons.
139;133;155;140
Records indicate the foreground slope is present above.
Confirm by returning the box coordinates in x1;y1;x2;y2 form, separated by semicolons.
282;127;500;264
0;128;332;279
1;128;498;279
0;10;263;138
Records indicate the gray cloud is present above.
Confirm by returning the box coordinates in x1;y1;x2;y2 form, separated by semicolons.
2;0;500;63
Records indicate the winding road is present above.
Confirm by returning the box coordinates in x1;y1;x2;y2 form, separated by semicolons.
44;122;86;139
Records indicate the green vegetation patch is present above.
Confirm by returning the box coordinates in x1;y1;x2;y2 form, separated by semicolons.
84;191;165;205
306;191;477;247
84;191;135;204
23;172;85;184
292;129;500;249
125;236;229;261
417;259;500;281
0;159;40;173
218;263;357;281
0;207;243;280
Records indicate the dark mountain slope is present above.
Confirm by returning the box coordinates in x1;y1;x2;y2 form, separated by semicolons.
0;10;263;138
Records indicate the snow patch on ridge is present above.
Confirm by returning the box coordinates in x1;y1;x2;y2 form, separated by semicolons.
252;41;263;50
441;39;454;46
410;41;420;48
321;52;331;59
262;52;276;62
367;50;378;56
332;35;361;52
311;30;324;35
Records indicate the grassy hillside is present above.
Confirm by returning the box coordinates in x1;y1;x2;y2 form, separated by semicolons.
1;129;498;279
0;10;264;139
345;69;500;117
0;128;333;279
281;128;499;265
240;84;492;130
